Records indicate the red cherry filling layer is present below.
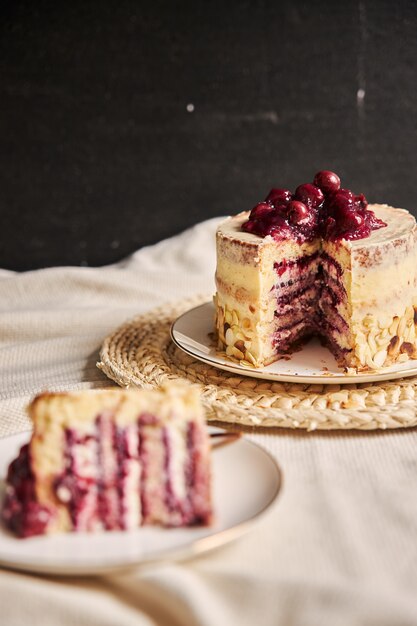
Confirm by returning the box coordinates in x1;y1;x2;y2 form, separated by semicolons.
242;171;386;242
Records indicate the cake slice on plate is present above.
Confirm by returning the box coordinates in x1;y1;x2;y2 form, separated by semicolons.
2;384;213;537
215;170;417;371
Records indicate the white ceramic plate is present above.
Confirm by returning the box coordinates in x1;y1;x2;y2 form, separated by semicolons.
0;429;281;576
171;302;417;385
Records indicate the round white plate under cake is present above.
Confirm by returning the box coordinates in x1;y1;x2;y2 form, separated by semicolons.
171;302;417;385
0;429;281;576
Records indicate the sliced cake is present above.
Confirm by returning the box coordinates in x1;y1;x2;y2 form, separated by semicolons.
2;384;213;537
215;171;417;371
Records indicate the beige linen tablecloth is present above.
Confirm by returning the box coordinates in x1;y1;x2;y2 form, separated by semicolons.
1;218;417;626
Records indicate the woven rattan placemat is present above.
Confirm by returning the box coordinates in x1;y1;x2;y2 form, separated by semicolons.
97;295;417;430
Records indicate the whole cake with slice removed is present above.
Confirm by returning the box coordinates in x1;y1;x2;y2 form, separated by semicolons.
2;384;213;538
215;170;417;371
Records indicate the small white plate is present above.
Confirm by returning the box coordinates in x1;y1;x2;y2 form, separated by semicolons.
171;302;417;385
0;429;281;576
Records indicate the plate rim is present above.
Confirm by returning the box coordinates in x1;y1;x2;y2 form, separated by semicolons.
0;429;282;576
171;301;417;385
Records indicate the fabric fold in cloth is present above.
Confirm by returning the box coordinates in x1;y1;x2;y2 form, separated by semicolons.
0;218;220;437
1;217;417;625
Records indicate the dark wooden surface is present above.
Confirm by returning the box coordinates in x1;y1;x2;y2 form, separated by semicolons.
1;0;416;270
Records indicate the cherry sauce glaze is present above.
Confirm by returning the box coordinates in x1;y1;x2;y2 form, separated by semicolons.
242;170;387;242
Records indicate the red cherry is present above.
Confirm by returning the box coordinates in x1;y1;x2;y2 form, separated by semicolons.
330;190;355;213
243;218;273;238
313;170;341;194
267;215;293;240
336;188;355;201
252;219;272;238
344;211;363;228
265;188;292;206
288;200;310;225
295;183;324;208
249;202;274;220
242;219;257;233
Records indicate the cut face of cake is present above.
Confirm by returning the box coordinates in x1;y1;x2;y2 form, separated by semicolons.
215;171;417;371
2;384;213;538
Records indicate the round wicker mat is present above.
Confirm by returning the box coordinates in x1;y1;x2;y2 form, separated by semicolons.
97;295;417;430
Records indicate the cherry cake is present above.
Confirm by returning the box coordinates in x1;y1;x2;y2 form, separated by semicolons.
215;170;417;371
2;384;213;538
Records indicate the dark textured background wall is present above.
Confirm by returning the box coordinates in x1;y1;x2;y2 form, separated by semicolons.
1;0;416;270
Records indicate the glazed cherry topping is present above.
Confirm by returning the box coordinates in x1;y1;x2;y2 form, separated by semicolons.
250;202;274;220
334;188;355;203
313;170;341;194
288;200;310;225
329;190;355;213
355;193;368;209
295;183;324;209
265;188;292;206
241;170;386;242
242;219;258;234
